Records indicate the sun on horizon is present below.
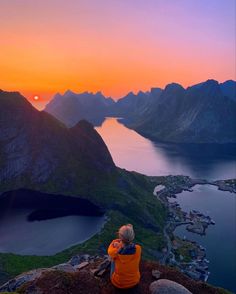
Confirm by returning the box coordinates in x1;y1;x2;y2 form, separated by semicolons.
0;0;235;108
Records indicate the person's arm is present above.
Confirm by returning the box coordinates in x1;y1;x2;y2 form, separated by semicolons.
108;239;123;259
136;245;142;263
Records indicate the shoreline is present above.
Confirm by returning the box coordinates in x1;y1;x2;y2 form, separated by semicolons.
153;176;236;283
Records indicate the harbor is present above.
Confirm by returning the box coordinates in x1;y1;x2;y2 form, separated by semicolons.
154;180;217;283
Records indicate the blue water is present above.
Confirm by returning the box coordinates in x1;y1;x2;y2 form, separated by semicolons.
96;118;236;180
1;117;235;291
0;209;106;256
174;185;236;292
96;118;236;292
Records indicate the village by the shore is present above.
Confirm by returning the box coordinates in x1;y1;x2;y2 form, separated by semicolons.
153;176;236;283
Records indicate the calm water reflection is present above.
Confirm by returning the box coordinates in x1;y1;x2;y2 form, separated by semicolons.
96;118;236;180
173;185;236;292
0;209;106;255
96;118;236;292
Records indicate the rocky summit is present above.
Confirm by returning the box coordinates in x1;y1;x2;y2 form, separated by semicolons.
0;254;228;294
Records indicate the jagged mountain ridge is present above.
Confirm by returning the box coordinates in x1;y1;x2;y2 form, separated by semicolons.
44;80;236;143
45;88;163;127
45;90;115;127
128;80;236;143
109;88;162;118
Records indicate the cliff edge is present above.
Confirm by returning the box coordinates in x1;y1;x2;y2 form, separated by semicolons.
0;255;230;294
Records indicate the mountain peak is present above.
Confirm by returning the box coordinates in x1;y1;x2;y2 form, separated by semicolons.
165;83;184;91
0;90;35;111
127;91;135;96
204;79;219;86
64;90;76;97
222;79;236;84
200;79;220;94
95;91;104;97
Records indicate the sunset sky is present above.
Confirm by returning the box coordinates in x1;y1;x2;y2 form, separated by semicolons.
0;0;235;109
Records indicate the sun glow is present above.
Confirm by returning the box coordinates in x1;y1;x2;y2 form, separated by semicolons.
0;1;234;105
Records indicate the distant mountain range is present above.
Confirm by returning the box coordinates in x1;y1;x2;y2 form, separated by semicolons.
0;89;233;293
45;80;236;143
108;88;162;118
126;80;236;143
45;90;114;127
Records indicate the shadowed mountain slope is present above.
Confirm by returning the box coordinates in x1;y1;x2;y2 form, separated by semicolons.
0;90;115;196
125;80;236;143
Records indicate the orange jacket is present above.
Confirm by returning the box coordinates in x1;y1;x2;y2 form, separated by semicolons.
108;239;141;289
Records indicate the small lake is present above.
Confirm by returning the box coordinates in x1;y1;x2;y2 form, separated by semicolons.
96;118;236;292
0;190;106;255
0;209;105;256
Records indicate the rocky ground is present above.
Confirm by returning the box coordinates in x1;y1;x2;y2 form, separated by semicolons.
0;255;230;294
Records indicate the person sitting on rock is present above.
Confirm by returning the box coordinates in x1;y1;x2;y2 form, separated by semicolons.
108;224;142;289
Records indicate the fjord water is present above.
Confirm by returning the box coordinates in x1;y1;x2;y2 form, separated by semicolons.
173;185;236;292
96;118;236;180
96;118;236;292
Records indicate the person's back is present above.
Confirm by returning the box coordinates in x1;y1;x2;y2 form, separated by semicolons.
108;224;141;289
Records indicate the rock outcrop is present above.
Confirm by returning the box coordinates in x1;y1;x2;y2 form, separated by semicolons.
150;279;192;294
0;255;227;294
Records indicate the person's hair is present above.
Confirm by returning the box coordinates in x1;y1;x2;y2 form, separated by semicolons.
118;224;135;244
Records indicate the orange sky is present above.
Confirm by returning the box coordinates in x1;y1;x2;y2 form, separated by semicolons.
0;0;235;109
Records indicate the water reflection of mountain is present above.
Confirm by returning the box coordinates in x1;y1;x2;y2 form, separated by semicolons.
150;141;236;180
97;118;236;180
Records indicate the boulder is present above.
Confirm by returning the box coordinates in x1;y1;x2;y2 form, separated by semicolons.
151;269;161;279
68;254;91;266
150;279;192;294
74;261;89;270
52;263;75;273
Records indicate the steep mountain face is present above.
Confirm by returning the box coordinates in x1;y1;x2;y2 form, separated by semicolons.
44;91;115;127
45;89;163;127
0;90;115;194
220;80;236;101
127;80;236;143
109;89;162;118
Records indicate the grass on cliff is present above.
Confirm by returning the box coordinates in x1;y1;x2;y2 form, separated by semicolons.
0;173;197;283
0;210;165;282
0;170;169;283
